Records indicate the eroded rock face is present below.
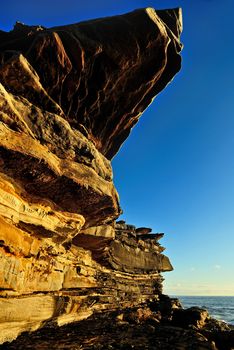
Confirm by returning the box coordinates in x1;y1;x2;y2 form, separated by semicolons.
0;7;182;344
3;302;233;350
0;8;182;159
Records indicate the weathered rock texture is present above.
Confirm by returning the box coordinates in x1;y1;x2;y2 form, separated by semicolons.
2;300;234;350
0;7;182;345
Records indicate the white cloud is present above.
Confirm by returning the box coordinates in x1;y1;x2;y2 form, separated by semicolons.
214;264;221;270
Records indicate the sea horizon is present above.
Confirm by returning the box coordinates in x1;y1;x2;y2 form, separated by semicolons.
170;295;234;297
169;295;234;325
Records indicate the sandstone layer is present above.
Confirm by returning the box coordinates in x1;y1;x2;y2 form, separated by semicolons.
2;301;233;350
0;7;182;345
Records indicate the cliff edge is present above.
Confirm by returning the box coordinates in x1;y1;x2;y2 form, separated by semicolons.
0;7;184;345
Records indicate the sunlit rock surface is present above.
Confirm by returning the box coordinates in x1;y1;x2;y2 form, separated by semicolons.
0;7;182;345
0;8;182;159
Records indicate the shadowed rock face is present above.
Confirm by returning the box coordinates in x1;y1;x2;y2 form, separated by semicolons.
0;7;182;344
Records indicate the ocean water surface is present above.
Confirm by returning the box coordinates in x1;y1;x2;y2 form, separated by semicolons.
175;296;234;325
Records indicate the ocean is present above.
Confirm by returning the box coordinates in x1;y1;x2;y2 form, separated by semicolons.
175;296;234;325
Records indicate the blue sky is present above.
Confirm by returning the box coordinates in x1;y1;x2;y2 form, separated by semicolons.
1;0;233;296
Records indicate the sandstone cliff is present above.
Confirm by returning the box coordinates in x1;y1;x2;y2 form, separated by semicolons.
0;7;183;345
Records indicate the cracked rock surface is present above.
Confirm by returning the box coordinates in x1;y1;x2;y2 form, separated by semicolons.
0;7;183;345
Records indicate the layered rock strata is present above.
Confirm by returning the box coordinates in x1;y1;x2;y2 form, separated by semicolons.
0;219;171;343
2;299;233;349
0;7;182;345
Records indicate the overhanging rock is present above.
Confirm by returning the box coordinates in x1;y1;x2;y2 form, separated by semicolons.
0;7;182;344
